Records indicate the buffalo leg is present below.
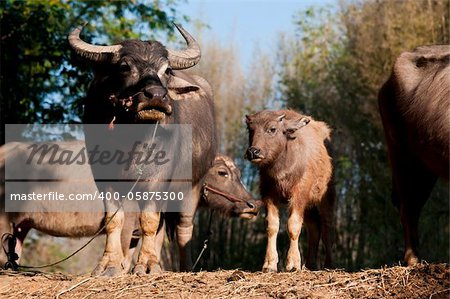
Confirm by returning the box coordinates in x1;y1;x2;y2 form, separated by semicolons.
133;211;161;275
392;156;437;266
13;222;30;265
177;184;201;271
92;207;125;277
305;211;320;270
177;212;194;271
120;212;139;273
320;188;335;269
120;213;133;264
397;170;436;266
286;208;303;271
262;200;279;272
155;219;165;267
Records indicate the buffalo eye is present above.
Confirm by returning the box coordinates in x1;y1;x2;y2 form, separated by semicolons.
268;127;277;134
218;170;229;177
119;62;131;73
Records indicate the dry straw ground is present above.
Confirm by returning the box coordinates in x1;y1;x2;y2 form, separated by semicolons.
0;263;448;298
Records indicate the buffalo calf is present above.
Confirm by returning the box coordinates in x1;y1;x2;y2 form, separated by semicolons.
246;109;335;272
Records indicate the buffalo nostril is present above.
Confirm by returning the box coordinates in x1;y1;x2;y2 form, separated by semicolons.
144;87;167;100
144;91;154;99
144;87;153;99
247;202;256;209
153;91;167;100
246;147;262;161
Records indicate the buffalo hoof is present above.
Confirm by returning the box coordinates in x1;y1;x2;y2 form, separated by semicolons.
286;261;301;272
132;264;146;276
286;266;300;272
132;263;162;275
262;266;277;273
406;256;420;266
91;265;104;277
102;266;121;277
405;249;420;266
149;263;162;274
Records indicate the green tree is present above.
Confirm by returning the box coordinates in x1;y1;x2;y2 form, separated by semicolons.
0;0;189;143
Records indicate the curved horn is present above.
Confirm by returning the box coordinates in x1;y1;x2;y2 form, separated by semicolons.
68;25;122;63
167;23;201;70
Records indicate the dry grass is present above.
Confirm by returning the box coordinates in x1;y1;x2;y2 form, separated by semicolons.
0;263;448;299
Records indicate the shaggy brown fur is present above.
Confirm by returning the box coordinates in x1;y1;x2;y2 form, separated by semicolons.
245;109;335;272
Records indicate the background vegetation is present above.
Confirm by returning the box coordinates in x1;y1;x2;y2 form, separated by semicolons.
1;0;448;273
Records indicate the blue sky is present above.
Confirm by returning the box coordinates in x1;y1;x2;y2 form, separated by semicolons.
177;0;337;68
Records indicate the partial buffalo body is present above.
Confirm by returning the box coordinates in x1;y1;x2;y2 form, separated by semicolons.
0;141;260;270
69;23;217;276
378;45;449;266
0;141;140;271
246;109;335;272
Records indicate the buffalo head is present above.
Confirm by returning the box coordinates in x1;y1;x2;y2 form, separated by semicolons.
245;110;310;166
69;23;201;125
202;155;262;219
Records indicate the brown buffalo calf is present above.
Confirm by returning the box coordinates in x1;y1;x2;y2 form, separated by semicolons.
245;109;335;272
378;45;449;266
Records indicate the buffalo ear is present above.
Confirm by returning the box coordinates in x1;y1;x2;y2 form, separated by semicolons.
168;76;200;93
167;75;200;98
284;117;310;139
245;114;251;124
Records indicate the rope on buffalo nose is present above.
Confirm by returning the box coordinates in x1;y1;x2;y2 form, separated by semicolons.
192;210;214;271
2;122;159;271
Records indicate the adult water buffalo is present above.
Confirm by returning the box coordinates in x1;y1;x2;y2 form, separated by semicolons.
245;109;335;272
0;141;260;270
69;23;217;276
378;45;449;266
